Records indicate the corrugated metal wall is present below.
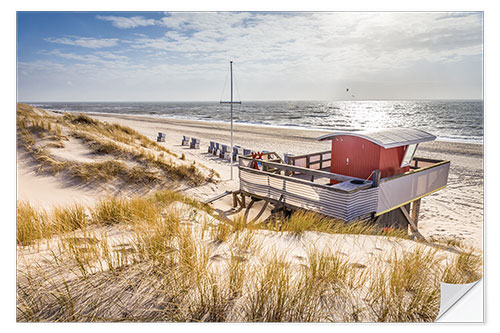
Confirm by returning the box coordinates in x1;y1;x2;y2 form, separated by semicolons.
240;167;379;221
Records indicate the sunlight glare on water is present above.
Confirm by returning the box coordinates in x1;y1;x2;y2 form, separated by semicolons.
30;100;483;143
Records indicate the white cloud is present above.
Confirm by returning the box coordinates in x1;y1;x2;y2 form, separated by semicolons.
96;15;157;29
42;50;130;69
45;36;119;48
95;51;129;61
20;12;483;101
126;12;482;81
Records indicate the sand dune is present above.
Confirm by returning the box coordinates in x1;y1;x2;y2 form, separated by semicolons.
16;110;483;249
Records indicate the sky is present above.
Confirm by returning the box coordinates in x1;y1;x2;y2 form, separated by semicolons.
16;11;483;102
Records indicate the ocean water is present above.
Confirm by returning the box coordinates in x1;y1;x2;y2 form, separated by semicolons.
28;100;484;144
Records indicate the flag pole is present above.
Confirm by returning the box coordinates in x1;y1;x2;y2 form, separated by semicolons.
230;61;233;180
220;60;241;181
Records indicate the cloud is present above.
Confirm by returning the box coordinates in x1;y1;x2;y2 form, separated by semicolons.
129;12;482;77
45;36;119;48
435;12;483;20
95;51;129;60
20;12;483;101
96;15;157;29
42;50;130;69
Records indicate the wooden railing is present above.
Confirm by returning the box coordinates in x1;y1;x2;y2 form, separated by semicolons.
409;157;446;170
238;155;366;192
285;150;331;170
237;151;450;221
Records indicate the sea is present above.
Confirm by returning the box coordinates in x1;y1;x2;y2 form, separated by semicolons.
28;100;484;144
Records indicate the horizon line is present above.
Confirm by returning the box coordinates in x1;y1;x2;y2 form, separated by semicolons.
20;98;484;103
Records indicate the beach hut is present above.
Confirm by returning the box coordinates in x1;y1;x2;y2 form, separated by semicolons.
233;128;450;238
317;128;437;181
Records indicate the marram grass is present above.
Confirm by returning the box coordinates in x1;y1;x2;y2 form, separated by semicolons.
17;103;217;188
17;191;483;322
264;210;410;239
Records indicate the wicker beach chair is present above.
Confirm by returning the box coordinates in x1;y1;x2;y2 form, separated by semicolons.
214;143;220;156
208;141;215;153
157;132;166;142
220;144;230;158
190;138;200;149
181;135;190;146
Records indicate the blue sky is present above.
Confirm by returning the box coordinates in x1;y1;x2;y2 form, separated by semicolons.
17;11;483;101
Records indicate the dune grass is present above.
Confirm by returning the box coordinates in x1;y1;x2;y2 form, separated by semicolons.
17;190;483;322
63;112;178;157
16;189;212;246
17;202;89;246
17;103;217;187
264;210;410;239
365;247;443;322
441;250;483;284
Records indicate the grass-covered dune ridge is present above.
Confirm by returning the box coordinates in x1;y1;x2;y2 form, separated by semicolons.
17;191;483;322
16;103;219;188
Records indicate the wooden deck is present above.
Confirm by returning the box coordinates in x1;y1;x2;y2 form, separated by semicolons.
237;151;450;228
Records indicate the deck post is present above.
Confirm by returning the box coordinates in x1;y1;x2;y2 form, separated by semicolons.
232;192;238;208
372;169;381;187
400;206;426;241
241;193;246;208
411;199;421;228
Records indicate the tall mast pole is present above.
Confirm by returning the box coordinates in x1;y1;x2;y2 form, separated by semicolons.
230;61;234;180
220;61;241;181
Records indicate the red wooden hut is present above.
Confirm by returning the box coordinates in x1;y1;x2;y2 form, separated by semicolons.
317;128;437;181
236;127;449;235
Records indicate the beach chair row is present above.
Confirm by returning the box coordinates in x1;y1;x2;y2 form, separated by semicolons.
208;141;257;161
181;136;200;149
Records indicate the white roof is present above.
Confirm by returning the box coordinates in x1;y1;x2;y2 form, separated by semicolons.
317;128;436;149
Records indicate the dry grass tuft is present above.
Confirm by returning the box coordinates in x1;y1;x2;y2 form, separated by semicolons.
365;247;443;322
265;210;409;239
441;250;483;284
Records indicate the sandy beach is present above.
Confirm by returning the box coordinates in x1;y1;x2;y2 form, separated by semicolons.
16;105;484;322
17;111;484;249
